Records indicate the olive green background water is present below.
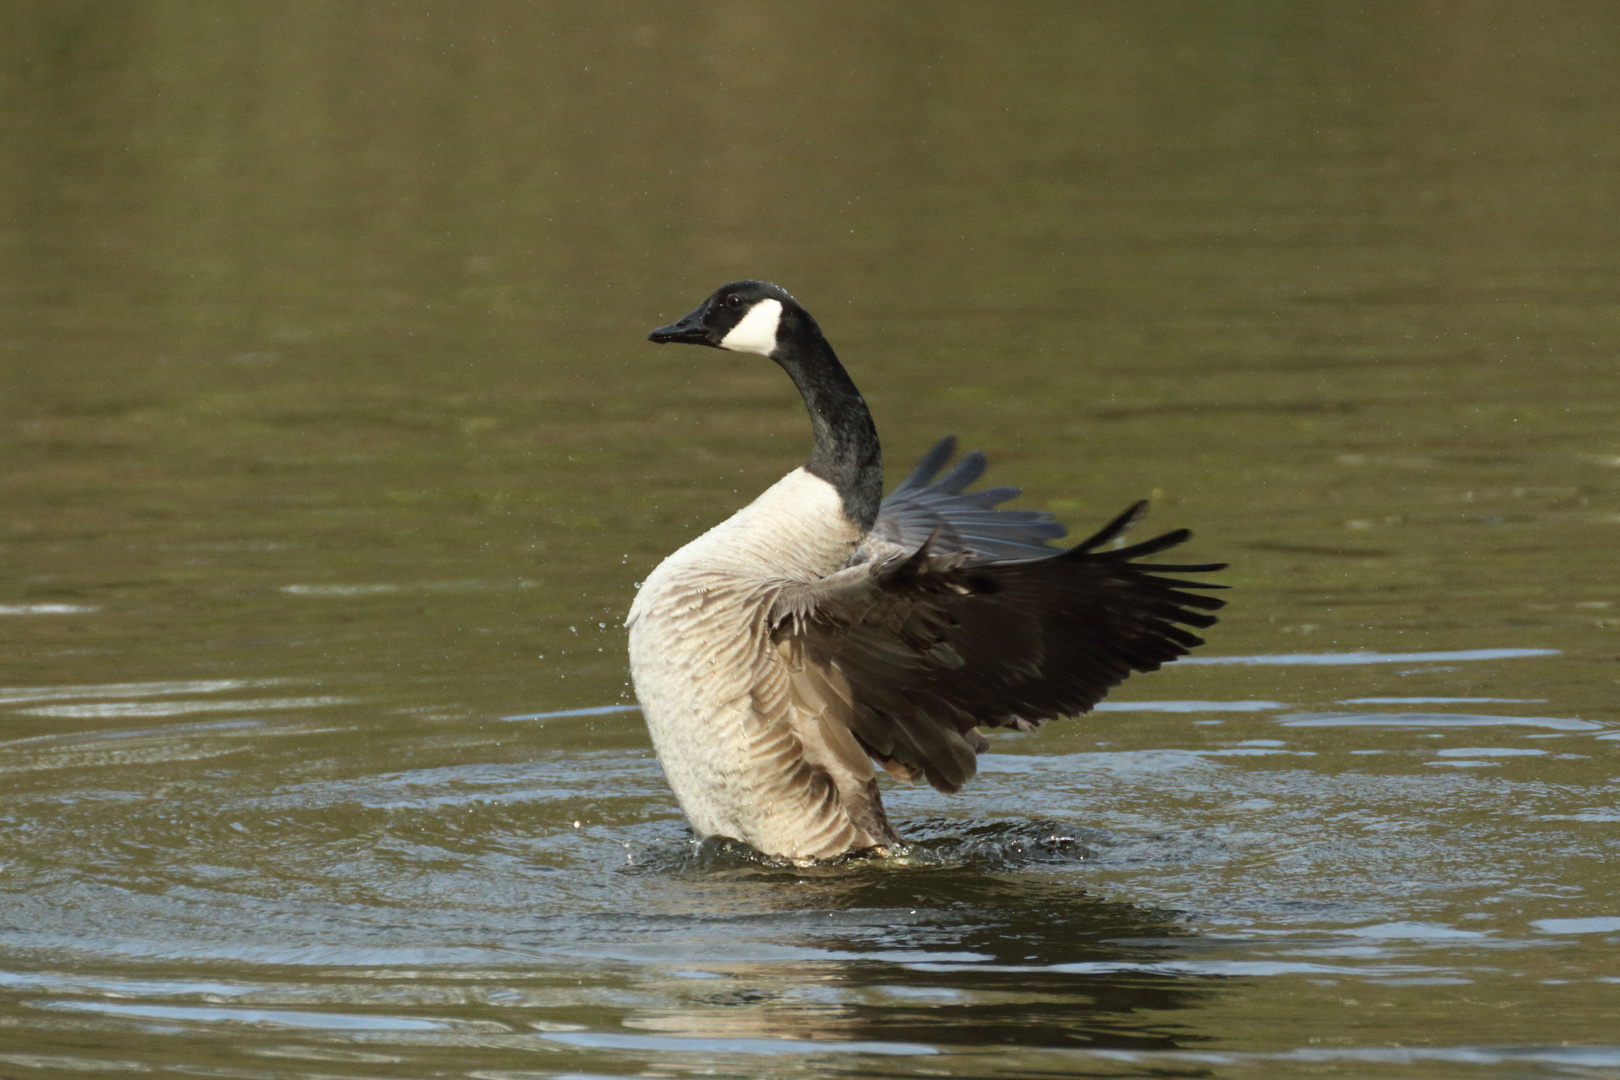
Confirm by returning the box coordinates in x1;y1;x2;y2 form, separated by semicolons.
4;4;1620;1078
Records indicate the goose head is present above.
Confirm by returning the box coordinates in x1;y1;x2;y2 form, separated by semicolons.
647;280;801;358
647;278;882;530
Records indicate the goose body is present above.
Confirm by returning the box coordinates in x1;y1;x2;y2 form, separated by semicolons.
628;281;1224;862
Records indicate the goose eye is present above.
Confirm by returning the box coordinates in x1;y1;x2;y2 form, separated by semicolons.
725;294;742;308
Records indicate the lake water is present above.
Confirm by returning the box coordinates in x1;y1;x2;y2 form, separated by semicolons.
4;4;1620;1078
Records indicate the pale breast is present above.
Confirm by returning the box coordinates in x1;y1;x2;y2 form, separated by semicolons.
627;468;873;855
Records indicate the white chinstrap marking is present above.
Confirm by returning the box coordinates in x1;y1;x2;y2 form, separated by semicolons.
719;298;783;356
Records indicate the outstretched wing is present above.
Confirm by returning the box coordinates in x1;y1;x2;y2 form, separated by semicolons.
865;436;1068;562
772;454;1226;794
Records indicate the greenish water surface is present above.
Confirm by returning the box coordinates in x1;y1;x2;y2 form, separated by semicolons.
3;4;1620;1078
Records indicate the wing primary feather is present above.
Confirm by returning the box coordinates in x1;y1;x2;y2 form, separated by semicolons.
946;485;1024;508
934;451;988;494
1129;561;1229;573
1138;575;1231;591
894;435;958;491
1079;527;1195;560
1072;500;1150;553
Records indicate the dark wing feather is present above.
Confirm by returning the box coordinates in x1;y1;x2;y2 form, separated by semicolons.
772;489;1226;795
869;436;1068;562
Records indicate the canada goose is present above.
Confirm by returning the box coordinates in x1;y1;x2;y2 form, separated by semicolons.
628;280;1224;862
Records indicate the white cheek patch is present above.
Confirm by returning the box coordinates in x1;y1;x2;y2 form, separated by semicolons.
719;298;783;356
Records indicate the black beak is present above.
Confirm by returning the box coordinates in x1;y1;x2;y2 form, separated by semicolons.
647;303;712;346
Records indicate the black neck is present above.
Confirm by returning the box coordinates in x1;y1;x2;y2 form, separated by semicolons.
772;312;882;530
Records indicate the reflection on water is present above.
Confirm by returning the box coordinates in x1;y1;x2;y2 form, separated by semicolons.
619;837;1218;1052
1182;648;1562;666
1276;711;1598;730
5;1;1620;1077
